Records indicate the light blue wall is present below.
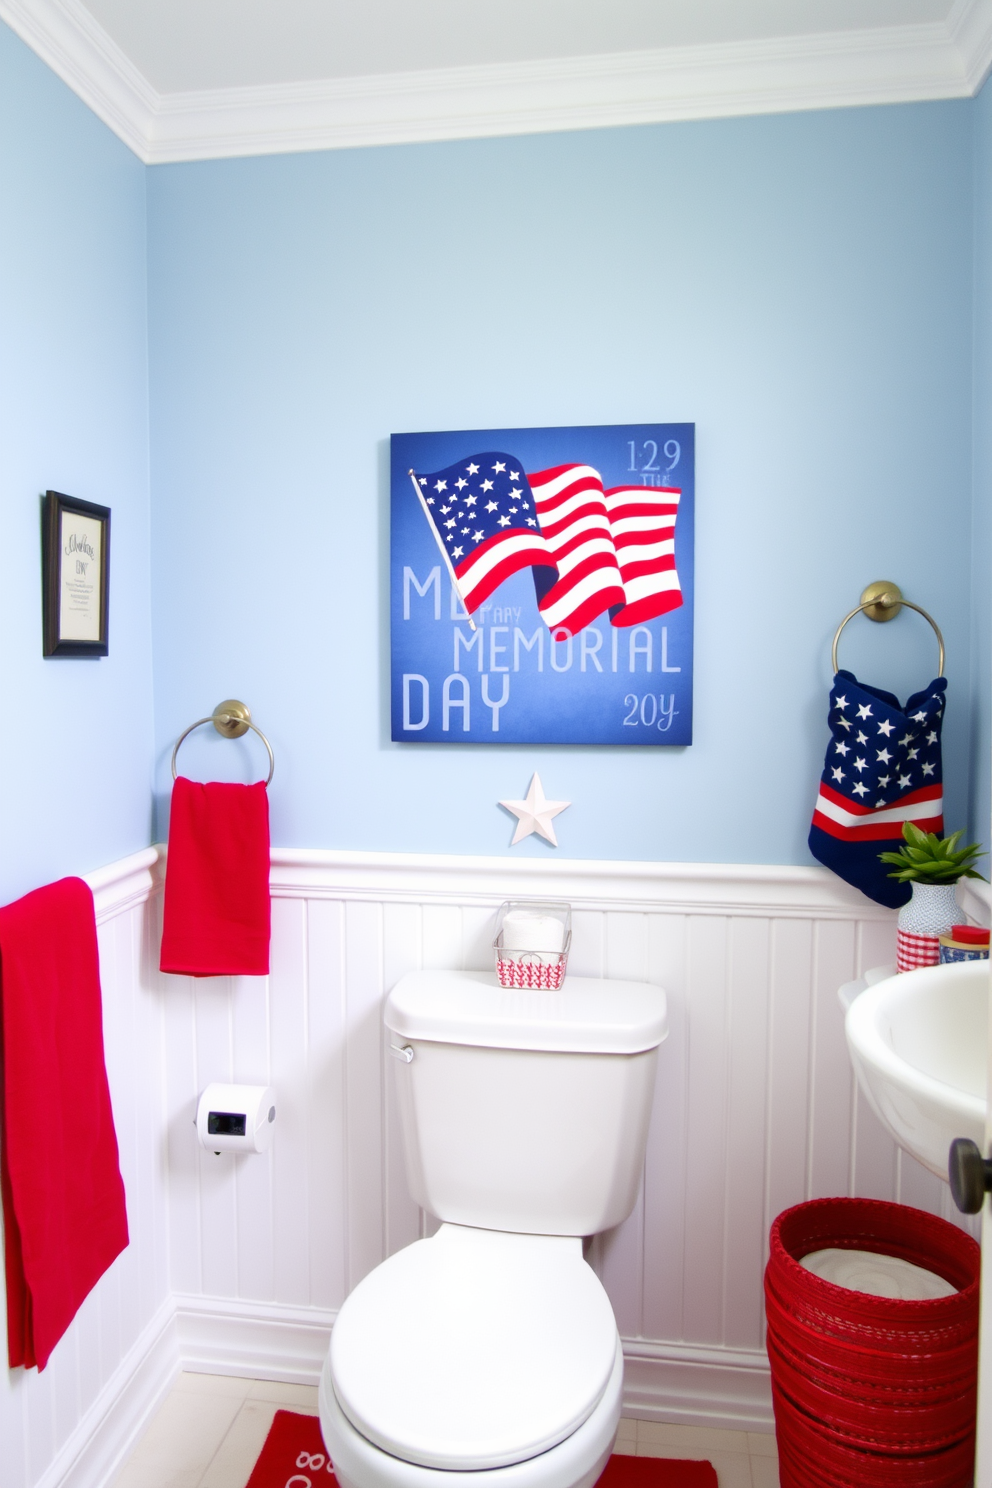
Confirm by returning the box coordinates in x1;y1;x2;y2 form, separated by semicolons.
971;79;992;862
148;104;977;864
0;22;153;903
0;20;986;875
3;12;981;891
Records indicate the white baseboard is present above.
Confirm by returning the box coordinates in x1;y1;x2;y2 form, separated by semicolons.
35;1300;179;1488
22;1294;773;1484
172;1295;773;1433
175;1294;337;1385
622;1341;772;1432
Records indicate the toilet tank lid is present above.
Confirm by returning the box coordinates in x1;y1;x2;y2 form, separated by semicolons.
385;970;667;1054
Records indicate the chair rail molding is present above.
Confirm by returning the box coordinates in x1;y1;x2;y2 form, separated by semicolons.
153;842;897;919
2;0;992;163
93;841;897;919
85;844;159;922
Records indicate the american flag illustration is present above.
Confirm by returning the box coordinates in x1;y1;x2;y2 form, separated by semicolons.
808;673;945;908
412;454;683;634
530;466;682;632
410;453;554;613
527;464;625;633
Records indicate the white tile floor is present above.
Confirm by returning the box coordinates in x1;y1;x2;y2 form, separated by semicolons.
110;1374;779;1488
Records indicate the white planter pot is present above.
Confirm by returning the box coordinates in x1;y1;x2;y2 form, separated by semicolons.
896;882;958;972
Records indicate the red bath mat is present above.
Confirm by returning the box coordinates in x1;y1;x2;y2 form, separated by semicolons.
246;1412;718;1488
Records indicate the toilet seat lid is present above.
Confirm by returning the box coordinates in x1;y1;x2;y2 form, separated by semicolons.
329;1225;619;1471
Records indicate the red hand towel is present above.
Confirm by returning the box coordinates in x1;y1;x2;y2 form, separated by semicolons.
0;877;129;1370
160;777;271;976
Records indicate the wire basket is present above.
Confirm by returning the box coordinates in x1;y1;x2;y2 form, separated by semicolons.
493;900;571;990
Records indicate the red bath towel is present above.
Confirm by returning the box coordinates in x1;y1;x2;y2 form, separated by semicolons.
0;877;129;1370
160;777;271;976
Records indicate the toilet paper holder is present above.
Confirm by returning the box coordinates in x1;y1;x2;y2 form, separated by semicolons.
196;1082;276;1155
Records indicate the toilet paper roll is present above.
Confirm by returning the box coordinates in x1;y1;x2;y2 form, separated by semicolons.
501;912;565;957
196;1082;276;1154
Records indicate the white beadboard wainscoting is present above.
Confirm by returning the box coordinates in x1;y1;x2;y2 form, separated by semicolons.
9;846;985;1488
165;847;977;1431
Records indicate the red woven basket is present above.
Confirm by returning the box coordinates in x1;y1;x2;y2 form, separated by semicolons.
769;1199;979;1337
765;1295;979;1394
766;1198;980;1488
773;1384;976;1488
767;1334;973;1452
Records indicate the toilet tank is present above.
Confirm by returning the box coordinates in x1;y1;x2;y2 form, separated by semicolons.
384;970;668;1236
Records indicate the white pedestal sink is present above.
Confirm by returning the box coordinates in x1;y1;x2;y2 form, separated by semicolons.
845;961;989;1180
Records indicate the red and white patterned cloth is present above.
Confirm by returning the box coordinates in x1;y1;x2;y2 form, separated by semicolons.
897;929;941;973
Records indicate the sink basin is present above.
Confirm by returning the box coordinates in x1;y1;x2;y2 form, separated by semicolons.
845;961;989;1180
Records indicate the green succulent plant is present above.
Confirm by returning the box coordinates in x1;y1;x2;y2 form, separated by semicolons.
879;822;987;884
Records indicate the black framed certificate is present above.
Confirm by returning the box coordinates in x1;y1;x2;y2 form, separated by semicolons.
42;491;110;657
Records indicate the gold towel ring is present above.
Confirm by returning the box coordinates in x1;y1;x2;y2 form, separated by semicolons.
171;699;275;785
831;582;944;677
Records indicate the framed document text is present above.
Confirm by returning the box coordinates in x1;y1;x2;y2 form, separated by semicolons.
42;490;110;657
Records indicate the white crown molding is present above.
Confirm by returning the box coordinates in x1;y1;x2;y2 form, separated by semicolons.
3;0;992;164
0;0;154;155
950;0;992;89
143;13;992;165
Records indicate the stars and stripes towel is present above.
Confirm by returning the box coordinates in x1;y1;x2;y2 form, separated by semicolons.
411;452;682;634
808;670;946;908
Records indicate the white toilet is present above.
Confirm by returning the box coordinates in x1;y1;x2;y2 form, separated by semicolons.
319;968;668;1488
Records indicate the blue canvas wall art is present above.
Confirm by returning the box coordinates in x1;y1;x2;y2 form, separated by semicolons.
390;423;694;745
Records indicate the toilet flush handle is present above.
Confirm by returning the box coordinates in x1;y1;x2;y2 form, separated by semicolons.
388;1043;414;1064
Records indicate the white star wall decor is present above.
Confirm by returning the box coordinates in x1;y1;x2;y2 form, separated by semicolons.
499;773;570;846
